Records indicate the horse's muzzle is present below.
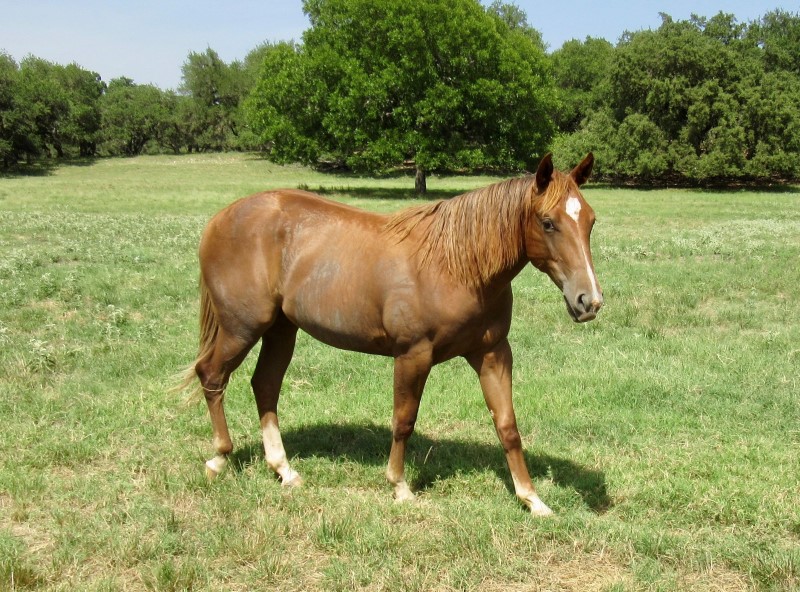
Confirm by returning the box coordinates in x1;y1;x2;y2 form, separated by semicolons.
565;293;603;323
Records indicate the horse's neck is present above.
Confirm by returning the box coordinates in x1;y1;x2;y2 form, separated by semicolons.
476;252;529;296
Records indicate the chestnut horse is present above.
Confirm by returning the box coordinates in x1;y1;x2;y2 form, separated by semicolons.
182;153;602;516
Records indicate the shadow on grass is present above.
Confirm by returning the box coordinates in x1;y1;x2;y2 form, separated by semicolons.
0;157;99;178
590;180;800;194
310;185;460;202
0;160;60;178
229;421;612;514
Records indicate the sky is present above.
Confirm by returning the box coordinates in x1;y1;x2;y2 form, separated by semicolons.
1;1;794;90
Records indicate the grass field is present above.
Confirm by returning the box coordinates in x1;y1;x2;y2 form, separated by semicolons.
0;153;798;591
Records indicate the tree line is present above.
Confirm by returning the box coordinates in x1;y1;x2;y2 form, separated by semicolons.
552;11;800;184
1;0;799;187
0;47;265;165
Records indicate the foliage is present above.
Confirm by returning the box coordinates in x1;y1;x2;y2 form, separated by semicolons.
553;11;800;183
179;48;251;152
245;41;325;163
0;47;264;164
247;0;555;191
748;9;800;75
1;6;799;185
550;37;614;133
100;78;169;156
0;55;103;164
0;53;32;167
56;64;105;157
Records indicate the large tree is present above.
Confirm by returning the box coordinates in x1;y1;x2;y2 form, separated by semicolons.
180;48;252;151
100;78;169;156
15;57;71;158
55;63;104;156
549;37;614;133
0;53;34;167
0;56;103;165
247;0;555;193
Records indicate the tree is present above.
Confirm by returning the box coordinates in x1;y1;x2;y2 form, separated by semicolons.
247;0;555;193
550;37;614;132
15;57;71;158
749;10;800;75
158;91;192;154
100;78;169;156
0;53;35;167
56;63;104;156
245;42;326;160
551;11;800;183
0;56;103;165
739;70;800;179
180;48;251;151
550;108;618;178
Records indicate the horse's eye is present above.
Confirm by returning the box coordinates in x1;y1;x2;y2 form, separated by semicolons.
542;219;555;232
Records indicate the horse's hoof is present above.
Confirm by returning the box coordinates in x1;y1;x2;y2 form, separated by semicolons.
528;496;554;517
393;483;416;503
281;473;303;488
205;456;227;480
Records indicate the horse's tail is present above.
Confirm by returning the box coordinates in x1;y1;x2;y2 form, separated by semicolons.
174;274;218;400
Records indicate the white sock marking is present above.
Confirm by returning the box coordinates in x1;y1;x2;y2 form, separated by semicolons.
206;455;227;475
263;422;299;483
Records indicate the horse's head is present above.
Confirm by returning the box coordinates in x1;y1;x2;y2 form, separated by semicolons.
525;153;603;323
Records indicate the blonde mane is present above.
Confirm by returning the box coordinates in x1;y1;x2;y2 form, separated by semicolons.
384;171;575;287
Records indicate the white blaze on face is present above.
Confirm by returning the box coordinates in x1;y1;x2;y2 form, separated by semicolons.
565;194;602;305
566;195;582;223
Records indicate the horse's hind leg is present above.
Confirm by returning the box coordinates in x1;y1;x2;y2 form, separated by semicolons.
251;313;301;486
196;328;258;478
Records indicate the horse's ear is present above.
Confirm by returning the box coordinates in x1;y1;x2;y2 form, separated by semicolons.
571;152;594;186
535;153;554;194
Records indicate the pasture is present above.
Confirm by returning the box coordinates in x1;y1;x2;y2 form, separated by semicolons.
0;153;798;591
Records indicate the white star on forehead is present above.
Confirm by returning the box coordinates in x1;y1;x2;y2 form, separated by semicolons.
566;195;581;223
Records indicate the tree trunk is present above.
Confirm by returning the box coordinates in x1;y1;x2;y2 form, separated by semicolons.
415;166;427;195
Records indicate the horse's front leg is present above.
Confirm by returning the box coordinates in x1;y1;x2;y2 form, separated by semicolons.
386;346;432;502
466;339;553;517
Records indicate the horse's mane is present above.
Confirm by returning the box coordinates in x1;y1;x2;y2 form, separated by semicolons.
384;171;574;287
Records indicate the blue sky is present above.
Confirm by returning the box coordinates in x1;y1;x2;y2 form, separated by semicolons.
1;1;793;90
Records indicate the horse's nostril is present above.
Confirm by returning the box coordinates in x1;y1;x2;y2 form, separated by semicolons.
577;293;589;312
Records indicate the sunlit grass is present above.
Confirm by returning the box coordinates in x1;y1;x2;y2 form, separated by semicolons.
1;153;798;590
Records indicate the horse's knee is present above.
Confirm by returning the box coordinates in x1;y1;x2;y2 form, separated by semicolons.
195;360;217;393
495;420;522;452
392;419;416;442
196;361;226;401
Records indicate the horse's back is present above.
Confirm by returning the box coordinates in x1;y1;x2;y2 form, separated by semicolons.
201;189;386;260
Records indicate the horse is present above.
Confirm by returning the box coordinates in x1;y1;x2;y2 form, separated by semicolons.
181;153;602;516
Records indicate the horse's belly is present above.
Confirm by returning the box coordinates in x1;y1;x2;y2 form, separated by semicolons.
298;318;392;355
280;244;421;356
283;292;392;355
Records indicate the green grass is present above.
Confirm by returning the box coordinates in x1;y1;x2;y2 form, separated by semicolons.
1;153;798;591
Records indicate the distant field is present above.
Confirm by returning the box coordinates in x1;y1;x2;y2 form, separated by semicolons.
1;153;798;591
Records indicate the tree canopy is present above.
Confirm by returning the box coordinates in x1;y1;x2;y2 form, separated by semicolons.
247;0;555;192
551;11;800;183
